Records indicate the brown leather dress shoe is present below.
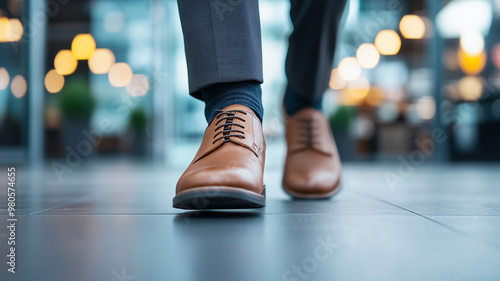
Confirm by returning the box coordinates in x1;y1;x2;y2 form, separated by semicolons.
283;108;342;199
173;105;266;209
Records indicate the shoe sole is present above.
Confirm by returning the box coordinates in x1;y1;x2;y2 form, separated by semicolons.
173;186;266;210
282;184;342;199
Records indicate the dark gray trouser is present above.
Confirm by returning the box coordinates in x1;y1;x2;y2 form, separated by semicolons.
177;0;347;101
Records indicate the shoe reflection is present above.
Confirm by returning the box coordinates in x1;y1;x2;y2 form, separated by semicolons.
173;210;266;281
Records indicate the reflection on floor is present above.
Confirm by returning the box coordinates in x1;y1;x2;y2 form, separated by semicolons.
1;161;500;281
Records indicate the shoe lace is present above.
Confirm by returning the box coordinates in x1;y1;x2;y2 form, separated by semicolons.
296;118;318;148
212;109;247;144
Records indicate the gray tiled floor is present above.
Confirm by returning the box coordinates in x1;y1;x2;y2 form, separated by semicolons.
1;161;499;281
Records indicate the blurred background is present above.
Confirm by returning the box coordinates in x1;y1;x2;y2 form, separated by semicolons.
1;0;500;166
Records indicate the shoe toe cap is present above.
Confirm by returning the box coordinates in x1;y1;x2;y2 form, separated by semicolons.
177;164;263;194
283;168;341;196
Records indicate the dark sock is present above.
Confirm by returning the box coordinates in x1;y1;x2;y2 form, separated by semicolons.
201;81;264;122
283;86;323;116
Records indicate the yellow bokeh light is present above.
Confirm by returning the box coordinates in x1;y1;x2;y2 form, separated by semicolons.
347;76;370;97
329;69;346;90
356;43;380;69
460;30;484;56
416;96;436;120
339;90;353;106
54;50;78;75
11;75;27;98
71;34;96;60
399;15;425;39
366;87;385;106
0;17;10;42
89;48;115;74
340;76;370;105
0;67;10;90
44;69;65;94
338;57;361;81
126;74;150;96
458;76;483;101
375;30;401;55
108;63;133;87
6;18;23;41
458;48;486;75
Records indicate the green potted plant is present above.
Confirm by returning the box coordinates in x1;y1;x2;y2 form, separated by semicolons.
330;106;357;160
128;108;149;156
58;76;96;150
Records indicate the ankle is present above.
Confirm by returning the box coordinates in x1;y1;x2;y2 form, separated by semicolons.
283;86;323;116
201;81;264;122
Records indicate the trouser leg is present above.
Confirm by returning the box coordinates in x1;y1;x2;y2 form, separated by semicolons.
177;0;263;100
285;0;348;112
